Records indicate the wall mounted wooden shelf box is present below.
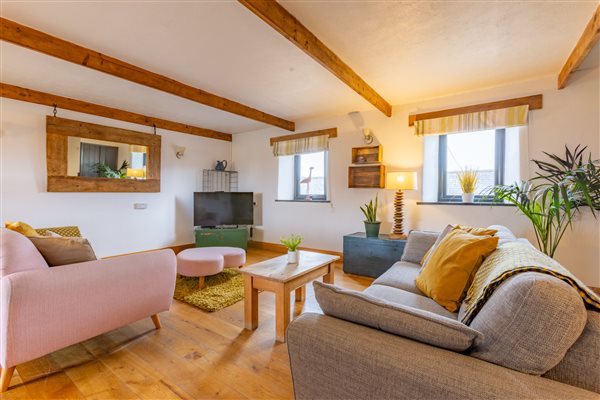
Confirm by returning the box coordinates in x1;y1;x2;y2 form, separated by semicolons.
351;145;382;164
348;145;385;188
348;165;386;188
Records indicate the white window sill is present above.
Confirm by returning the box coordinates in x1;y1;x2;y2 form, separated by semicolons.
275;199;331;203
417;201;514;207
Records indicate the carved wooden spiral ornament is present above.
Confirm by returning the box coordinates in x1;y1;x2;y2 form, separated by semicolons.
393;190;405;236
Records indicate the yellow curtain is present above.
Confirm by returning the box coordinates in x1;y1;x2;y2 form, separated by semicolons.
415;105;529;136
273;134;329;156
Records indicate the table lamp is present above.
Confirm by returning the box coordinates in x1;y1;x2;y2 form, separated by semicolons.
386;172;418;239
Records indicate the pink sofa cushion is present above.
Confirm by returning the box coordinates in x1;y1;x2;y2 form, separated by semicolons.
1;228;48;277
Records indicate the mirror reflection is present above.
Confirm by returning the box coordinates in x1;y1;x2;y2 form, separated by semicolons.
67;137;148;179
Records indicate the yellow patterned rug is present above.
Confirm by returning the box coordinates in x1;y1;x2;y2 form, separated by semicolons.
174;268;244;312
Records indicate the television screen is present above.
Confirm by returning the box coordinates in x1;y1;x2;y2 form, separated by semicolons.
194;192;254;227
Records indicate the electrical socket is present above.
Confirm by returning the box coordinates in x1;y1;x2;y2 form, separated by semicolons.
133;203;147;210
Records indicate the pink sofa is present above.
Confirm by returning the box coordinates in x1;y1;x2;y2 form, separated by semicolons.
0;228;177;391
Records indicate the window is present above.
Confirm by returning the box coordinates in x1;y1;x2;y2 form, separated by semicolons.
277;151;328;201
422;127;525;203
294;151;327;201
437;129;505;201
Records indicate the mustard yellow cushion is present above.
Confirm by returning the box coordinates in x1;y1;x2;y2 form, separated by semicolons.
4;221;40;237
456;225;498;237
420;225;497;267
416;229;499;312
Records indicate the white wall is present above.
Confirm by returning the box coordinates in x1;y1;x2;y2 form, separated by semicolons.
0;99;231;257
233;69;600;286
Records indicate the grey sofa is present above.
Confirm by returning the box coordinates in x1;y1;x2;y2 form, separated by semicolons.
287;226;599;399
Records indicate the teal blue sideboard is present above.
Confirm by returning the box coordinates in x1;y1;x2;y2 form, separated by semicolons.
195;227;249;250
343;233;406;278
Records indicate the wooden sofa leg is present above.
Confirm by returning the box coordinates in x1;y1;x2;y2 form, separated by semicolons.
151;314;162;330
1;366;15;392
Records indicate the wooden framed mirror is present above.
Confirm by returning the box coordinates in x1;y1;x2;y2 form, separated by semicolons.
47;116;161;192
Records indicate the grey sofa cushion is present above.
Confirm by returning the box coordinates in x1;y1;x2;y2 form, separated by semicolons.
364;283;457;319
421;224;453;268
314;281;482;351
372;261;423;295
544;310;600;393
468;272;587;375
400;230;439;264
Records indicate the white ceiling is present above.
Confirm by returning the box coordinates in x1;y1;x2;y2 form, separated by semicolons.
1;1;597;135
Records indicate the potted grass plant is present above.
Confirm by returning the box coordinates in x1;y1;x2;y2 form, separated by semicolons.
490;145;599;257
280;234;303;263
457;168;478;203
360;195;380;238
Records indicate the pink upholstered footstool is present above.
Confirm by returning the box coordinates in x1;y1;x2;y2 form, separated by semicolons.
209;246;246;268
177;248;224;289
176;247;246;289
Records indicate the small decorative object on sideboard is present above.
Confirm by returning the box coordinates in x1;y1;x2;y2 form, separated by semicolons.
458;168;478;203
280;234;303;263
360;195;381;238
215;160;228;171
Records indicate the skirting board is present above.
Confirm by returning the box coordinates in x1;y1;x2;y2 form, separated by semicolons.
103;243;195;259
105;241;343;262
248;240;343;262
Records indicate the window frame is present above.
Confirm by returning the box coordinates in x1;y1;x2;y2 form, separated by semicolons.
437;128;506;202
293;151;328;201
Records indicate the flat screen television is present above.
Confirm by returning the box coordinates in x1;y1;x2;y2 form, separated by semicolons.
194;192;254;227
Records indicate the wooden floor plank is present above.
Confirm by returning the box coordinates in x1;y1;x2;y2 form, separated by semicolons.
7;248;372;399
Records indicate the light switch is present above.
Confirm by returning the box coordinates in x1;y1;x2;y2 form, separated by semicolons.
133;203;147;210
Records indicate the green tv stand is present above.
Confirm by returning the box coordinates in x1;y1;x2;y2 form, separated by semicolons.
194;226;249;250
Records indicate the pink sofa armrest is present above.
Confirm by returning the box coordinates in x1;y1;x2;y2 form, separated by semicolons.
1;249;176;368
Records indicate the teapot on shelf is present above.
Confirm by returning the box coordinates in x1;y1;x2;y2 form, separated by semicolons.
215;160;228;171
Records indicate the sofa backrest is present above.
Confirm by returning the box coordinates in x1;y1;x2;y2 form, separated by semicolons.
0;228;48;277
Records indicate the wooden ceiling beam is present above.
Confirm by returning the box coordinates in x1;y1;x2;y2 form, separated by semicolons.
239;0;392;117
0;17;295;131
270;127;337;145
1;83;233;141
558;5;600;89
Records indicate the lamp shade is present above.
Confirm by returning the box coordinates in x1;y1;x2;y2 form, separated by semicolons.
386;172;417;190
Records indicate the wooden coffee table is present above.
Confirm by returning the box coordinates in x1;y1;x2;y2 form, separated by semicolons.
240;250;339;342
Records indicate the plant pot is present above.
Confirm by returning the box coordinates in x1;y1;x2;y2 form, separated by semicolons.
364;221;381;238
287;250;299;263
462;193;475;203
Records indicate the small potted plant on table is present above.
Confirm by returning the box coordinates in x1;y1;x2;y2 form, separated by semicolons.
458;168;478;203
360;195;381;238
280;234;303;263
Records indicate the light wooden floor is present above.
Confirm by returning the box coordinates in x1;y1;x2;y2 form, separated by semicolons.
4;248;372;400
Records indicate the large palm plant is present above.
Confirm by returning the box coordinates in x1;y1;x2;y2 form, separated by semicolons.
490;145;599;257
